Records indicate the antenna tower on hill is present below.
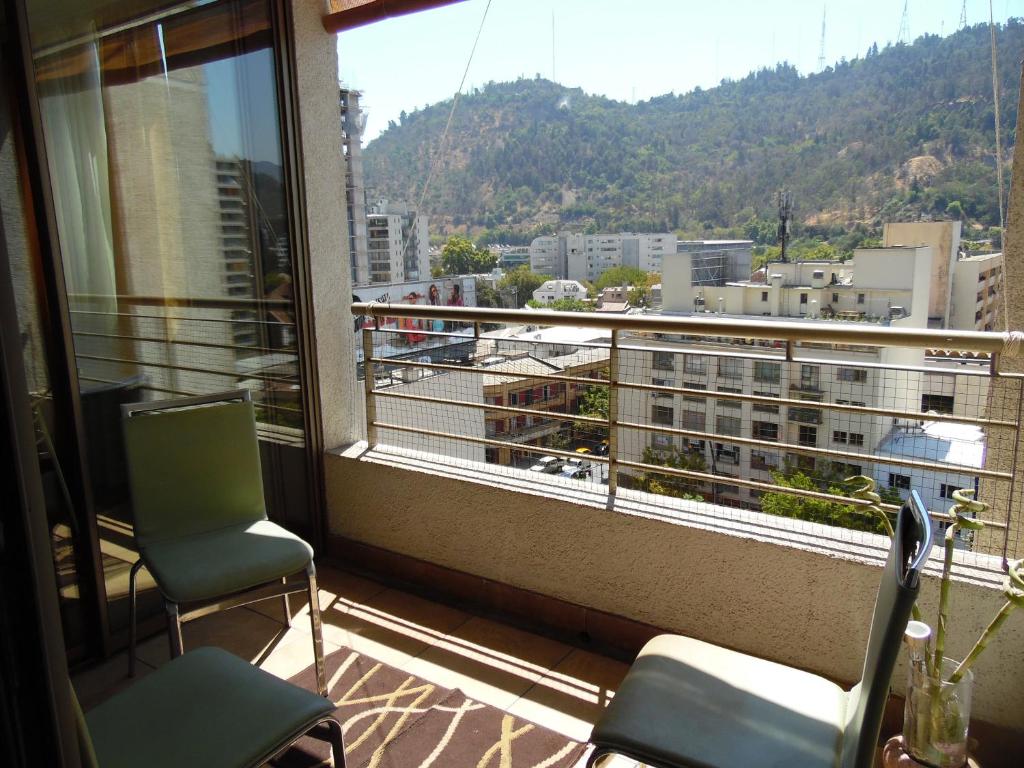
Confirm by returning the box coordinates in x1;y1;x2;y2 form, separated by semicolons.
897;0;910;44
818;7;827;71
959;0;968;30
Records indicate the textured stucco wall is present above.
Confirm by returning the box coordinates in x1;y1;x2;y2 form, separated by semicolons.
326;448;1024;731
290;1;360;447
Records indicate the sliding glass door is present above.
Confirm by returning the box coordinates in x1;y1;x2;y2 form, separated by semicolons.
19;0;315;647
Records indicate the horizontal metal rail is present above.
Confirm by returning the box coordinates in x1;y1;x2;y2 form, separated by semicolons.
70;293;293;310
616;419;1012;480
74;353;298;386
374;389;607;425
373;421;610;464
617;380;1017;428
72;329;291;355
77;376;303;415
374;355;1013;428
617;458;1005;529
352;302;1020;357
70;308;296;327
371;356;609;387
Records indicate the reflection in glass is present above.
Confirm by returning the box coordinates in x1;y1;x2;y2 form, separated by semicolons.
26;0;308;637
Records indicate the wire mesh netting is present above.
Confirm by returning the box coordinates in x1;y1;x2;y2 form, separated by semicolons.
358;312;1023;569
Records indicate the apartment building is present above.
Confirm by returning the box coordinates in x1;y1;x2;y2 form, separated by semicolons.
340;88;369;285
951;252;1004;331
629;239;991;517
529;232;677;281
532;279;588;305
365;198;430;284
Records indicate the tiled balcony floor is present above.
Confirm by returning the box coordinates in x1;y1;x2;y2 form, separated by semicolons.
72;564;637;767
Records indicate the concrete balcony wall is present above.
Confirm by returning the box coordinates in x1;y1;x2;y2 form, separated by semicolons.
325;447;1024;733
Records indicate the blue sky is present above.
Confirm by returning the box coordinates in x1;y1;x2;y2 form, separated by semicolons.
337;0;1021;142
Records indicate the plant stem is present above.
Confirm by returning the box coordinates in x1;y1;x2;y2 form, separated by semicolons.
950;600;1015;683
931;527;956;679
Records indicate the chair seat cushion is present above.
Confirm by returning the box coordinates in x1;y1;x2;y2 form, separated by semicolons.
142;519;313;603
591;634;849;768
86;646;334;768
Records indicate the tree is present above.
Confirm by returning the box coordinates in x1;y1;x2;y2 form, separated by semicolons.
440;236;497;275
595;265;646;292
496;266;546;308
759;467;900;533
636;445;707;501
475;279;501;308
528;297;591;311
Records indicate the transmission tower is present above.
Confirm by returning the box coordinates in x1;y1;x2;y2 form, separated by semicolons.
777;190;793;263
897;0;910;44
817;7;827;71
959;1;968;30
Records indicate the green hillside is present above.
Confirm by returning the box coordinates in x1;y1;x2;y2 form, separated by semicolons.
363;22;1022;246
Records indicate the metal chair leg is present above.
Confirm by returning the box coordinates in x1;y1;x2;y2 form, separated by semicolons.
128;559;144;676
306;563;328;697
281;576;292;629
166;601;184;658
324;717;346;768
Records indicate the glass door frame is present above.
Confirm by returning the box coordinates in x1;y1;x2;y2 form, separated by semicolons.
7;0;329;663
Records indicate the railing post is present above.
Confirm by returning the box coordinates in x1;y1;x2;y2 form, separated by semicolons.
362;327;377;447
607;329;620;495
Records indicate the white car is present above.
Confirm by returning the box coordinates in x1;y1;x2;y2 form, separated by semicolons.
529;456;563;473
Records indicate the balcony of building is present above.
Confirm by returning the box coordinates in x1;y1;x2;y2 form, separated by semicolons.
6;2;1024;767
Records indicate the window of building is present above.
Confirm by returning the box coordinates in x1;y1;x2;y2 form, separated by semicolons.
652;404;674;426
849;433;864;447
653;350;674;370
652;377;672;388
761;291;769;301
684;355;708;375
716;414;742;436
940;483;957;499
509;392;518;406
681;410;706;431
857;293;866;304
889;473;911;490
837;367;867;383
832;292;839;303
754;360;781;383
833;430;848;443
921;394;955;414
799;293;808;305
718;357;743;379
798;425;818;446
651;433;674;450
800;364;820;390
681;382;707;403
750;450;778;470
714;443;740;464
752;421;779;441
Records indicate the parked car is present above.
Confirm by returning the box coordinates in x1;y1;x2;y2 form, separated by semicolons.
594;440;609;456
529;455;563;473
575;446;592;455
560;467;592;480
564;457;592;473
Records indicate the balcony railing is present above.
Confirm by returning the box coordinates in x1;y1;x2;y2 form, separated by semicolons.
352;302;1024;567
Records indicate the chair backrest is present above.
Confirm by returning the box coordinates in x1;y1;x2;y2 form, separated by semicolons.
122;390;267;546
840;489;934;768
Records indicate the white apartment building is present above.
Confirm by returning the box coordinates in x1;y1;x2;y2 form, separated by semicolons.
950;252;1003;331
627;239;991;520
365;198;430;285
340;88;369;285
532;279;588;305
530;232;677;281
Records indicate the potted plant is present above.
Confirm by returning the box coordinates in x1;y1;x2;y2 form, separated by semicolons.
850;479;1024;767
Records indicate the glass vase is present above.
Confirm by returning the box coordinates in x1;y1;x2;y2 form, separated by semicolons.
903;658;973;768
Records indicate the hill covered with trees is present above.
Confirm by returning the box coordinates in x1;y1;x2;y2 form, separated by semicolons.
363;22;1022;247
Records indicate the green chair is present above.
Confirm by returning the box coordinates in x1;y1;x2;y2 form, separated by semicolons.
74;646;344;767
588;490;934;768
123;389;327;696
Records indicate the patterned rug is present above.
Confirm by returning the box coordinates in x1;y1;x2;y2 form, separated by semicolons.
272;646;589;768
